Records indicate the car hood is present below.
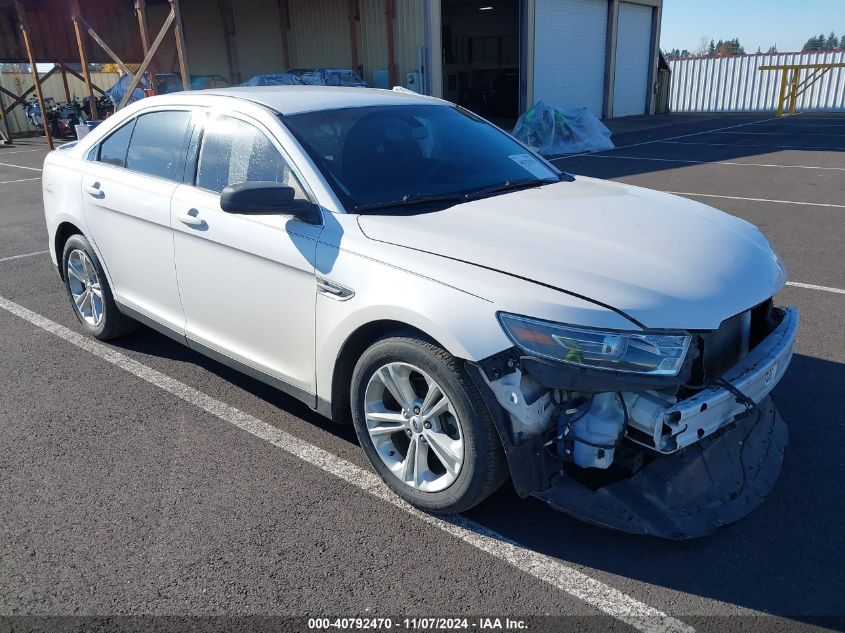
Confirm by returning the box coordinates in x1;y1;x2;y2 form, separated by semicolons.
356;177;786;330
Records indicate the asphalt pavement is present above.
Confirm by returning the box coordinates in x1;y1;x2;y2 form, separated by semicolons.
0;111;843;633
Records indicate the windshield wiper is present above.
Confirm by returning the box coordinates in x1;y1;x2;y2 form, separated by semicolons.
464;178;553;201
353;192;466;213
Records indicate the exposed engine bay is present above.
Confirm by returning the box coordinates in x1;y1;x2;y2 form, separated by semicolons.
470;301;798;539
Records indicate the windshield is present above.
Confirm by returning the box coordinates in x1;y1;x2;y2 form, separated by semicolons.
283;104;563;211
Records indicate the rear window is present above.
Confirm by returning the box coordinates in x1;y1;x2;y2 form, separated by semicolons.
98;120;136;167
125;111;192;181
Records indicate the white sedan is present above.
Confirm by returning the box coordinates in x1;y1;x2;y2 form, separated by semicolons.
42;87;797;538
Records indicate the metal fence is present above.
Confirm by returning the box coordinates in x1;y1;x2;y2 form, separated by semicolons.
0;70;120;136
668;50;845;113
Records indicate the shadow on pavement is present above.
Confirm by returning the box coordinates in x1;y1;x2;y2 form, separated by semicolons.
111;319;844;625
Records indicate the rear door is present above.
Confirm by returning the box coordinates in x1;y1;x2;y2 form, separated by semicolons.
171;112;322;401
82;109;194;332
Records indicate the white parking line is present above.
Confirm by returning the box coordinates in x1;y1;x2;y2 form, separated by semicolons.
0;148;46;155
0;161;42;172
658;140;845;151
0;293;693;633
0;177;42;185
665;191;845;209
576;154;845;171
0;250;49;263
710;130;845;137
786;281;845;295
554;115;786;158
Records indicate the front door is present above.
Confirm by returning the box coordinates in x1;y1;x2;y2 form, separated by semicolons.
171;113;321;401
81;109;193;332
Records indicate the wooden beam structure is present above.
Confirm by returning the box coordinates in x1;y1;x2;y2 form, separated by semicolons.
13;0;53;149
0;65;59;118
135;0;157;95
117;8;176;109
171;0;190;91
70;0;97;120
0;87;13;144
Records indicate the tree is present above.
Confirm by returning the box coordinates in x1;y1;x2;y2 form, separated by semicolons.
803;34;827;51
708;39;716;54
714;38;744;55
826;32;838;49
767;45;778;54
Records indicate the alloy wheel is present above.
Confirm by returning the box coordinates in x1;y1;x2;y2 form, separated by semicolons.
364;362;465;492
66;249;104;327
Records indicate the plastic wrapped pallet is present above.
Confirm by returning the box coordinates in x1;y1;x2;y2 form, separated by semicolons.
512;102;614;156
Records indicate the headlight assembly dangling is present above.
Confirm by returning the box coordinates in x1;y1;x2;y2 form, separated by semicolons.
498;312;691;376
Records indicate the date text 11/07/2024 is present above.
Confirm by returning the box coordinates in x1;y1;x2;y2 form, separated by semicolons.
307;617;529;630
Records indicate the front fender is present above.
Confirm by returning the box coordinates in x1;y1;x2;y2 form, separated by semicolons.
314;244;512;403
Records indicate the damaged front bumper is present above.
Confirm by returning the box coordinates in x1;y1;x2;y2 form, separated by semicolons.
538;396;787;539
470;306;798;539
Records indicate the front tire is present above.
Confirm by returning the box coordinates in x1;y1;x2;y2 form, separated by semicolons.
62;234;138;340
351;332;508;513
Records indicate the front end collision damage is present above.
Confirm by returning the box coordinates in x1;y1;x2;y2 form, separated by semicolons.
467;306;798;539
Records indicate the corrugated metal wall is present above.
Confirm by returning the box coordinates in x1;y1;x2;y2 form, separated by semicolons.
230;0;287;81
0;70;119;135
287;0;351;69
669;50;845;113
358;0;388;85
394;0;425;90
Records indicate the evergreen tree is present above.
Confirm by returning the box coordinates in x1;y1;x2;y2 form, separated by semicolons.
826;32;838;49
708;39;716;54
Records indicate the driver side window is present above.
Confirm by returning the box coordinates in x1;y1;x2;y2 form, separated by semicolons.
196;116;308;199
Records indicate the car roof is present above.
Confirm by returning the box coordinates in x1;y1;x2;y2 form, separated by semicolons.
199;85;443;115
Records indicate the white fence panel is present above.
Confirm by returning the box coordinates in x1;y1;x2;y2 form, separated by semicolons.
668;51;845;113
0;70;119;135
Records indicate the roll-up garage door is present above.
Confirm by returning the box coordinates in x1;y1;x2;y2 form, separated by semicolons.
533;0;608;117
612;2;654;117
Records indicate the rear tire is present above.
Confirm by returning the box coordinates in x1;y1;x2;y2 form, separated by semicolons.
62;234;138;340
351;332;508;513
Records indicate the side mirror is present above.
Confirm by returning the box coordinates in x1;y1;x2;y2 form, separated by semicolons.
220;181;320;223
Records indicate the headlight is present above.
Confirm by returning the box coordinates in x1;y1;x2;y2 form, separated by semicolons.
498;313;691;376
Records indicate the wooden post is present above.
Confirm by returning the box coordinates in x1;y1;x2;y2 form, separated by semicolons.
135;0;157;95
59;64;72;103
118;10;176;109
385;0;396;87
14;0;53;149
0;87;13;144
276;0;290;71
170;0;190;90
348;0;360;75
70;0;97;120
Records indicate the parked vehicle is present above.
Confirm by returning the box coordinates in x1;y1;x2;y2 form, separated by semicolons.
287;68;367;87
24;95;54;131
82;94;114;120
240;73;304;87
41;87;797;539
105;73;231;106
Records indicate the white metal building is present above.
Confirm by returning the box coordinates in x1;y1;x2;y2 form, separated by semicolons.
145;0;663;121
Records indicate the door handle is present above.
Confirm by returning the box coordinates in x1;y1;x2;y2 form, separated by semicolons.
84;183;104;199
177;209;206;228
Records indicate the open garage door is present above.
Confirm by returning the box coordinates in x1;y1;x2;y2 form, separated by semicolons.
533;0;607;117
612;2;653;117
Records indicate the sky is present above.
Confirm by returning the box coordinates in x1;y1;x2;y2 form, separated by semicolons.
660;0;845;54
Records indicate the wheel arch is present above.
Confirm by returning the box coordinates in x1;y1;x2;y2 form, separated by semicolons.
54;221;84;281
327;319;439;424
